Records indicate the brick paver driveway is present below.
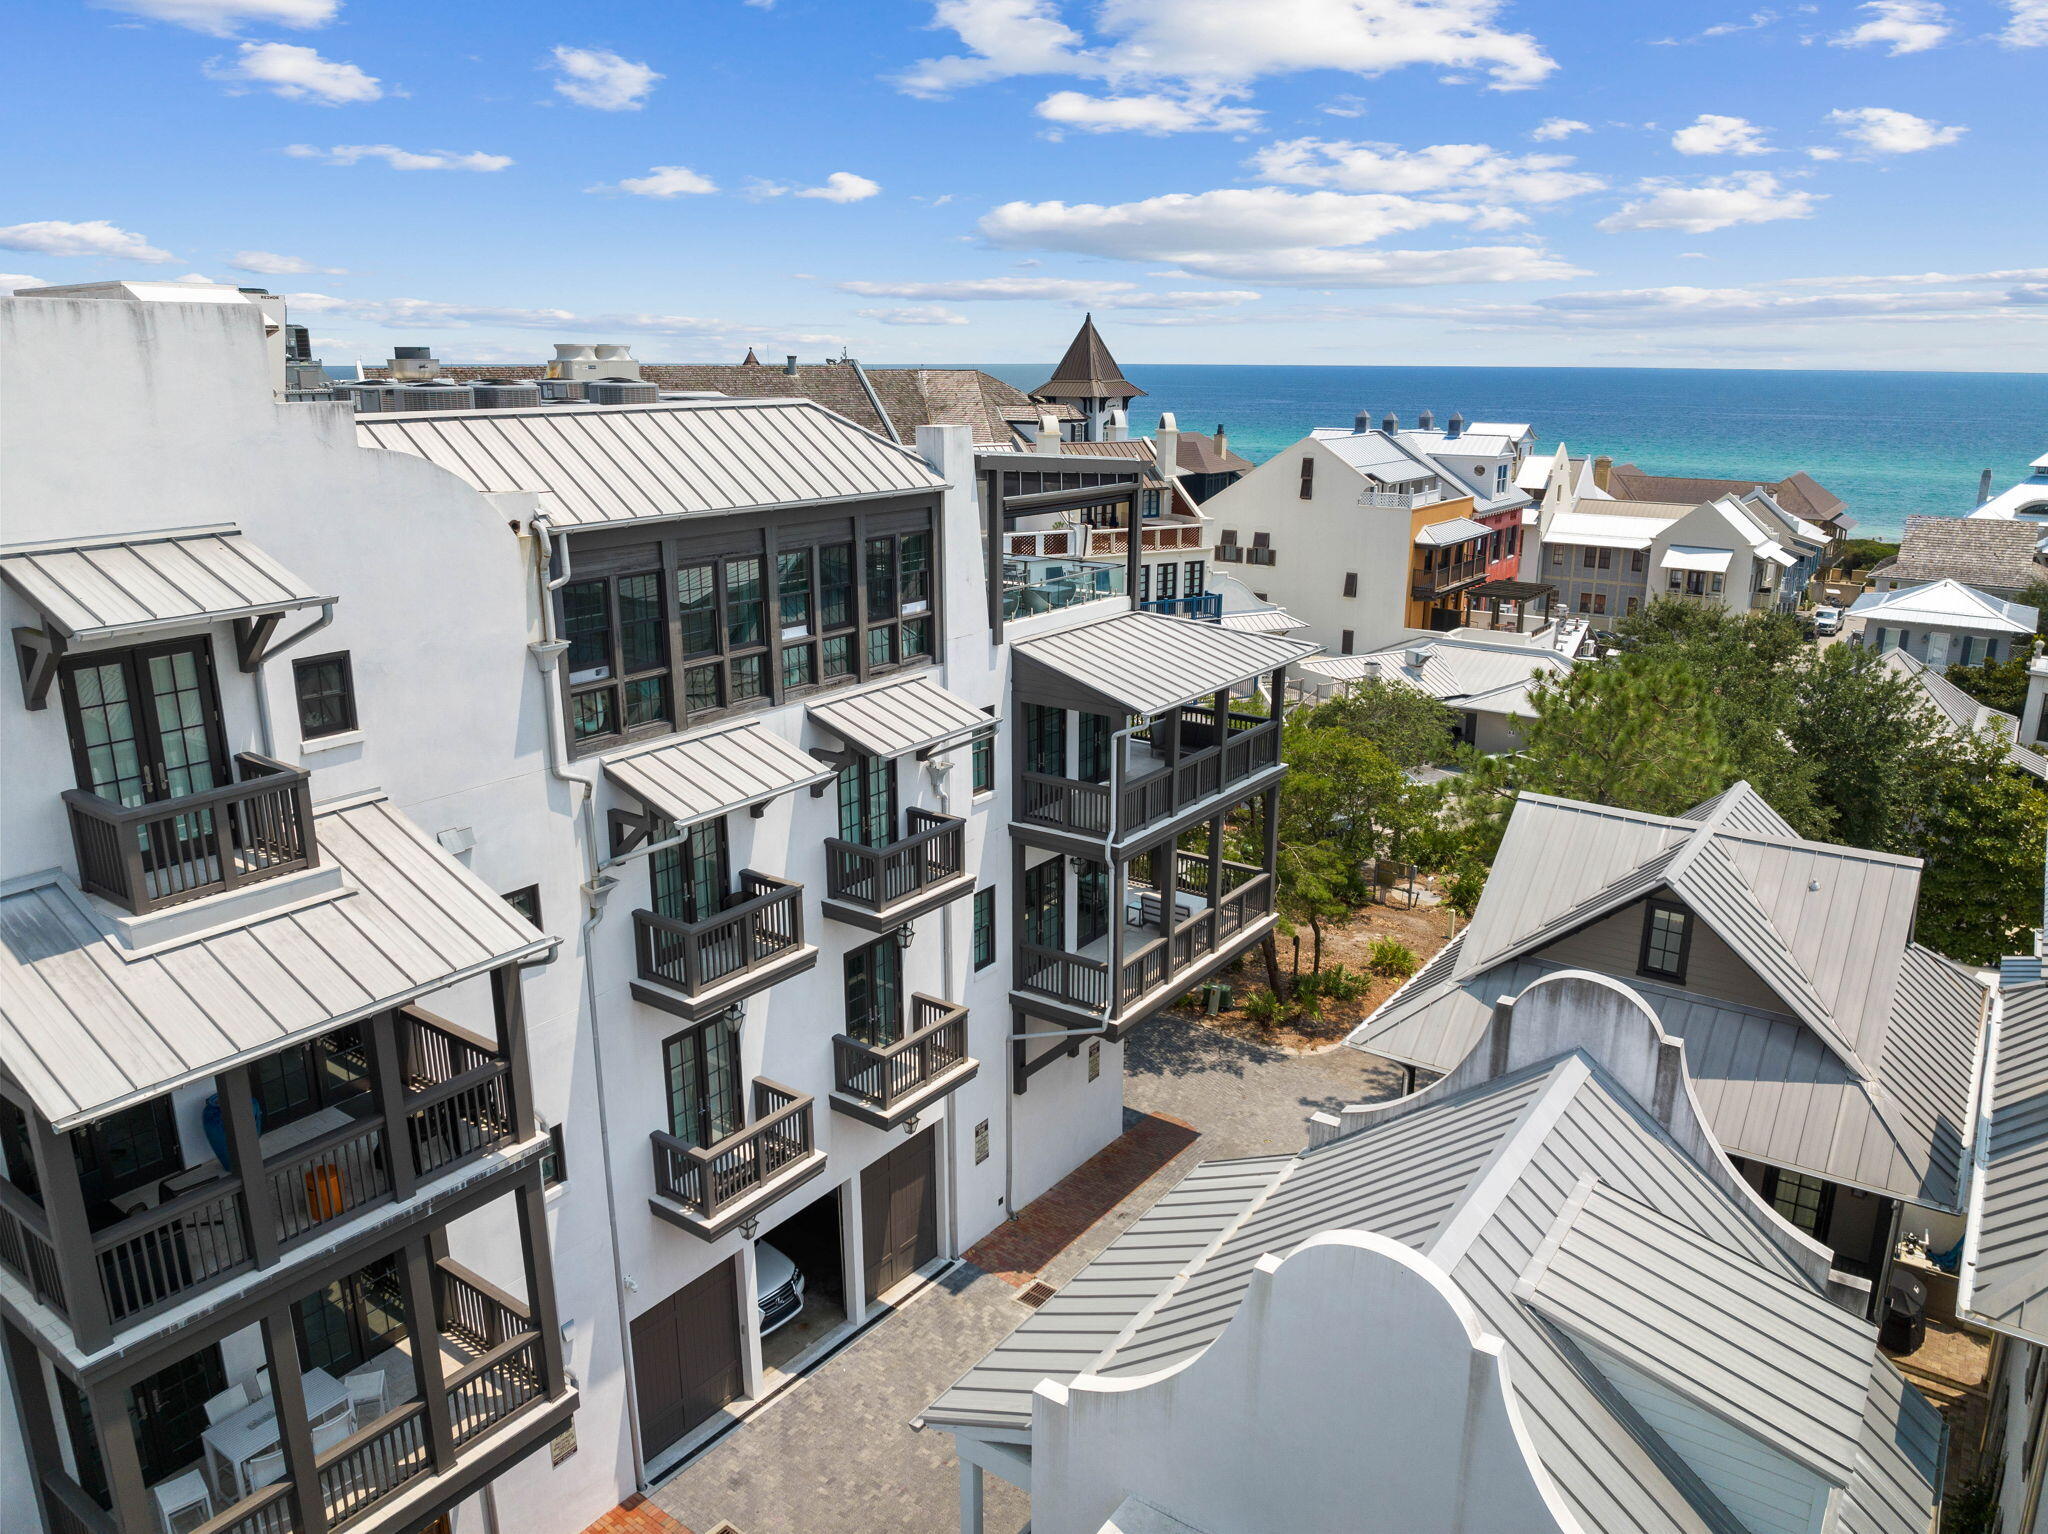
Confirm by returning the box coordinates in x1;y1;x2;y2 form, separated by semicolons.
650;1015;1405;1534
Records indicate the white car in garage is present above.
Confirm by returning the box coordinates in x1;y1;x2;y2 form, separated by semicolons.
756;1242;806;1334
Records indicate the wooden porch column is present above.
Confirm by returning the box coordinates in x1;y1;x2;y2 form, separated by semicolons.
24;1110;111;1352
3;1321;70;1531
85;1375;153;1534
1262;785;1282;878
984;470;1006;642
1108;852;1128;1014
218;1065;281;1269
1206;807;1225;911
363;1011;418;1204
399;1236;457;1471
260;1302;330;1534
959;1459;986;1534
512;1170;567;1396
491;965;538;1142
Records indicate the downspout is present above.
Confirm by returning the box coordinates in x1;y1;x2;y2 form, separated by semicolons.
250;602;337;757
527;515;648;1490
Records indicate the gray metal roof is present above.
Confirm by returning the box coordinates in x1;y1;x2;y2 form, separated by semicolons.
355;398;948;528
931;1031;1941;1534
1299;634;1571;713
1960;978;2048;1343
1412;516;1492;546
1882;649;2048;780
0;793;554;1129
0;524;333;641
1012;611;1320;716
602;720;833;826
805;673;987;759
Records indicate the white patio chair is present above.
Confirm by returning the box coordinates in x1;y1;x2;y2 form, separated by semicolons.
202;1385;249;1426
311;1414;353;1455
342;1367;389;1426
240;1443;287;1494
151;1468;212;1534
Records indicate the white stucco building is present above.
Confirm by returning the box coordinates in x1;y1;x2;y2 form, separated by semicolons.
1849;578;2039;672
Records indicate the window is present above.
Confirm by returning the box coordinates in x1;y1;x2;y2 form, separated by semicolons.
1141;489;1160;518
1548;546;1564;569
971;733;994;795
1625;597;1639;615
71;1095;182;1210
649;818;729;924
1024;702;1067;777
292;652;357;739
1577;593;1591;614
1077;860;1109;947
1342;572;1358;598
837;753;897;847
1637;899;1693;982
844;936;904;1045
972;887;996;969
1761;1168;1834;1240
1299;456;1315;499
1078;713;1113;783
1136;563;1150;603
1184;560;1206;596
1495;463;1509;494
563;568;671;744
1155;563;1178;601
1216;530;1242;563
1591;593;1607;615
251;1026;369;1130
1710;573;1724;595
504;884;542;930
1246;531;1275;566
1340;629;1355;653
1630;549;1646;573
665;1020;742;1149
540;1122;568;1186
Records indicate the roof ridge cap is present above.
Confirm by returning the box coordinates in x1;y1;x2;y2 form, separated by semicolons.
1428;1055;1592;1271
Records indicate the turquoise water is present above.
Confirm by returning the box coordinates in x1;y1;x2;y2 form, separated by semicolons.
972;364;2048;542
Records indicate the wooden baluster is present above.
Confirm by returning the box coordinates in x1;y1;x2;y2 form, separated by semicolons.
399;1239;456;1471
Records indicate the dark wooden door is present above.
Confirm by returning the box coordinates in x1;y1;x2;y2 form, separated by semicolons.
862;1128;937;1303
631;1258;744;1457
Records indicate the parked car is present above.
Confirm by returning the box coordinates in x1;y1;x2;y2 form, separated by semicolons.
756;1241;806;1334
1811;606;1843;636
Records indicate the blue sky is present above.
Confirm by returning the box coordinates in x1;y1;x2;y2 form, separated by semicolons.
3;0;2042;370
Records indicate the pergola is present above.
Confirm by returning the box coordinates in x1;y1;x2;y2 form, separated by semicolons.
1465;577;1558;633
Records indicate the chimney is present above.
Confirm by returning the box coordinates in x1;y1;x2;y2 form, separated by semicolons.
1446;413;1465;438
1155;411;1179;485
1382;413;1399;434
1592;455;1612;492
784;354;799;375
1104;407;1129;442
1036;410;1062;454
1406;647;1430;669
1979;468;1995;506
1354;408;1373;434
1417;409;1435;430
1214;424;1228;456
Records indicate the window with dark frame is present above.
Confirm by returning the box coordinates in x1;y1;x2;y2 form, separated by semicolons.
504;884;543;930
1761;1167;1833;1240
292;651;357;740
1637;898;1693;982
972;887;996;969
665;1019;742;1150
1024;702;1067;777
1298;456;1315;499
1342;572;1358;597
972;706;995;793
1184;560;1205;596
1341;630;1354;653
539;1122;568;1186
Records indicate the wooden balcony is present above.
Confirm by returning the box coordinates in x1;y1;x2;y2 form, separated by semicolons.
1003;520;1206;559
822;809;973;931
630;872;816;1022
1412;558;1488;600
1015;709;1281;846
648;1080;827;1240
830;995;977;1129
1137;592;1223;621
64;753;315;916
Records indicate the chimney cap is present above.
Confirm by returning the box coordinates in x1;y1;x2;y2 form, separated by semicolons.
784;354;799;375
1382;413;1398;433
1417;409;1435;430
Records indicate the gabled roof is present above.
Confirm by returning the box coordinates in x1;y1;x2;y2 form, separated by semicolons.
0;525;332;641
356;397;948;527
1881;649;2048;780
1848;577;2037;635
1960;977;2048;1344
1297;632;1571;716
931;973;1943;1534
1607;465;1851;531
1890;514;2042;590
1012;610;1319;716
1030;314;1145;402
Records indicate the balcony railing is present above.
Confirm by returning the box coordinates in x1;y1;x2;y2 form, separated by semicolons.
634;873;805;1000
824;809;967;918
833;995;971;1120
1138;592;1223;621
1016;945;1112;1012
1004;522;1205;560
1016;710;1280;842
1001;556;1125;620
650;1080;816;1226
0;1176;66;1317
1360;487;1448;510
1412;559;1488;599
65;753;316;916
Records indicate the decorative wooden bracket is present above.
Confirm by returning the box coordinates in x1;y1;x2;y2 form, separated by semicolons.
608;806;658;856
233;612;283;671
807;745;856;795
13;625;65;711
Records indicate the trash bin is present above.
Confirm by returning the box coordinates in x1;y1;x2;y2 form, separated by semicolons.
1879;1270;1927;1354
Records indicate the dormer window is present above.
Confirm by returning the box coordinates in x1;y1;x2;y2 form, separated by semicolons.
1638;898;1693;982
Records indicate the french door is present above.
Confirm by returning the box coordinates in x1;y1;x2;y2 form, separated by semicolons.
650;818;730;924
60;638;228;807
665;1021;743;1150
1024;860;1064;949
836;754;897;847
844;937;904;1046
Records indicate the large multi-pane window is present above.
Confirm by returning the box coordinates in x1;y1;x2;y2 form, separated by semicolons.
1024;703;1067;777
251;1026;370;1130
1762;1168;1833;1240
556;513;936;754
972;887;996;968
665;1021;742;1149
837;754;897;847
1637;899;1693;982
1078;713;1113;783
1024;859;1064;949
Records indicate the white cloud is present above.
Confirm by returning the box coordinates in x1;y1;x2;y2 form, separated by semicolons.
2001;0;2048;45
1805;146;1843;160
856;305;970;324
1651;9;1782;45
1598;173;1820;233
1390;274;2048;332
0;219;177;263
92;0;336;33
1250;137;1605;203
1034;89;1261;134
796;171;882;202
1824;106;1966;154
895;0;1557;100
208;41;381;103
1530;117;1590;141
0;273;48;292
837;276;1257;307
1829;0;1951;54
228;249;343;275
1670;114;1774;156
548;46;661;110
285;143;512;171
592;165;718;197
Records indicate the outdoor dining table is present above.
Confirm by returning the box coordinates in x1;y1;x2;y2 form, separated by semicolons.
201;1367;349;1500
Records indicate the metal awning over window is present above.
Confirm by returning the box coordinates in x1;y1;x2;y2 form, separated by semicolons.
0;524;332;642
807;674;988;759
1757;541;1799;567
1660;546;1735;573
602;721;834;826
1014;610;1320;716
1413;517;1492;547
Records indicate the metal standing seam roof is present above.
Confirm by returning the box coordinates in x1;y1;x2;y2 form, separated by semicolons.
601;720;834;826
0;525;333;641
1413;516;1492;546
928;1044;1942;1534
354;398;948;528
1214;607;1309;634
0;793;555;1129
1881;650;2048;781
1848;578;2037;634
805;673;988;758
1012;610;1321;716
1298;637;1571;711
1961;979;2048;1343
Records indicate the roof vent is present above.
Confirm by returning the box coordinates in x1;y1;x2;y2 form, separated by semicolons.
553;344;597;361
784;354;799;375
1354;408;1373;433
1405;647;1429;668
472;381;542;409
1447;413;1465;438
588;379;658;405
594;344;634;362
398;381;474;411
1382;414;1398;433
539;379;587;402
1416;409;1435;430
1017;1281;1057;1309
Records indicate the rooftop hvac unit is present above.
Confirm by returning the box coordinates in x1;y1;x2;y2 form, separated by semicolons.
588;378;658;405
539;379;587;401
340;381;402;413
472;380;542;409
398;381;475;411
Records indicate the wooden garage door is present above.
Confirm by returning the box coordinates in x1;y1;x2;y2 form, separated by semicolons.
631;1258;743;1458
862;1127;937;1303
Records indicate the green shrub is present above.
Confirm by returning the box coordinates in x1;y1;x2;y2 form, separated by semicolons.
1366;937;1417;979
1289;987;1326;1023
1317;962;1367;1001
1241;988;1285;1027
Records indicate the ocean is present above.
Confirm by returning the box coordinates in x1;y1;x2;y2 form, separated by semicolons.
972;364;2048;542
